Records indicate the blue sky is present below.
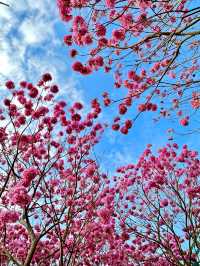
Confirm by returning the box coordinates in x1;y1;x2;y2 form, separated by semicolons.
0;0;200;173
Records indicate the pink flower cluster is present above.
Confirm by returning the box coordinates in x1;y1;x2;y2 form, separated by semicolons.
0;209;20;225
10;185;31;207
22;167;39;187
57;0;198;132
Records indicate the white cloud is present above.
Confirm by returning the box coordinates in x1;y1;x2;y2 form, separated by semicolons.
0;51;18;76
0;3;12;18
0;0;85;104
9;0;28;12
20;18;52;45
61;77;85;103
0;0;56;80
0;37;24;79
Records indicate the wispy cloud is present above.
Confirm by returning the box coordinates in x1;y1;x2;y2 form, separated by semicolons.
0;0;85;103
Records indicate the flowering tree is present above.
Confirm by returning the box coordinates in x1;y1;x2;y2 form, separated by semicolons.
0;74;131;265
57;0;200;131
115;143;200;265
1;74;200;265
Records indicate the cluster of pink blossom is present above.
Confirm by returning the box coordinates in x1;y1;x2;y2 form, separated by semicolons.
9;184;31;207
57;0;200;131
21;168;39;187
0;74;133;265
0;209;20;225
114;143;200;264
1;72;200;264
